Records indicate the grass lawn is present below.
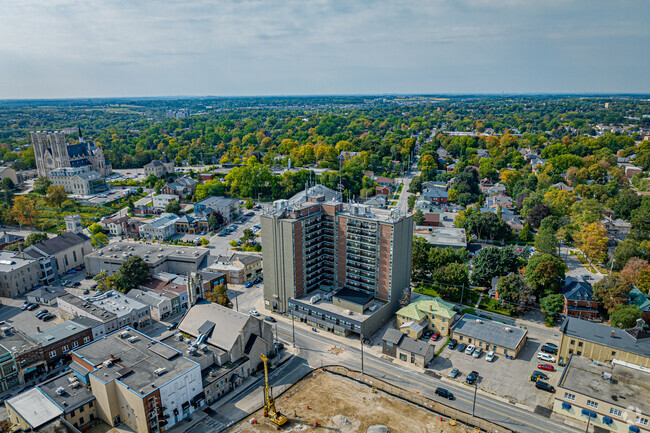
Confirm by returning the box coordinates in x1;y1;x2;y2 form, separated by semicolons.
413;284;480;305
478;297;517;317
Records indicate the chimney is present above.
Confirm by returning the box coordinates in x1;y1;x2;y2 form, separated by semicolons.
611;330;615;338
429;305;432;311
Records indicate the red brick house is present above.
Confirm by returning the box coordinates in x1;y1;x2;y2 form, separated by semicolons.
561;277;599;320
423;213;441;227
376;185;391;196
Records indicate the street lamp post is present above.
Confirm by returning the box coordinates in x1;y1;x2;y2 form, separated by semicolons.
234;293;239;312
291;312;296;347
585;414;592;433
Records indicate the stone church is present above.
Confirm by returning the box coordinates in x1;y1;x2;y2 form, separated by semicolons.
30;129;113;177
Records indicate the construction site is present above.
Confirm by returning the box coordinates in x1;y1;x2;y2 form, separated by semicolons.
230;369;469;433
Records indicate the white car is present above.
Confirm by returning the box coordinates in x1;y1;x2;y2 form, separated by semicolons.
537;352;556;363
465;344;475;355
472;348;483;358
485;351;495;362
249;309;260;317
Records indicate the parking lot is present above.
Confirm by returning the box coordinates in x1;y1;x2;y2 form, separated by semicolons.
431;332;561;409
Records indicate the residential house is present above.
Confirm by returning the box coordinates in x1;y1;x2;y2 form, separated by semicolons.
207;253;262;284
381;328;434;368
0;166;18;184
198;172;216;182
133;205;162;217
561;277;599;320
175;214;210;235
127;288;173;321
451;313;528;358
100;216;131;236
375;185;391;197
422;213;442;227
364;194;387;209
395;297;456;338
601;216;632;241
628;287;650;323
26;286;66;306
375;176;395;188
479;178;494;193
152;194;180;210
0;232;24;250
421;183;448;206
143;154;174;177
194;196;239;222
551;182;574;191
161;176;197;199
476;149;491;159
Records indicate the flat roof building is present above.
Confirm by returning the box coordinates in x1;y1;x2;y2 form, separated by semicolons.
261;185;413;336
0;250;41;298
414;227;467;249
553;355;650;433
70;328;203;433
451;313;528;358
85;241;209;276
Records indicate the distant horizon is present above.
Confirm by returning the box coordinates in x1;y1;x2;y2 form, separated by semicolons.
1;92;650;103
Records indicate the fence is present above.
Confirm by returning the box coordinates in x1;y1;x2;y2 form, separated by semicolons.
324;365;514;433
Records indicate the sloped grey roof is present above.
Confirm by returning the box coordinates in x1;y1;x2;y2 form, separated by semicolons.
560;317;650;358
25;232;89;256
399;335;432;355
561;277;594;302
452;314;527;350
382;328;403;345
179;302;252;352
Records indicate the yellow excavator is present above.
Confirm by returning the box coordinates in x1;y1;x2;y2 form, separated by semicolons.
260;354;288;426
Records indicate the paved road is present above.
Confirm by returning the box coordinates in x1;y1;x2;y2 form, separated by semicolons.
270;318;581;433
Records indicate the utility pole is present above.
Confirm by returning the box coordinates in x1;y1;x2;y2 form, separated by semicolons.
472;379;478;417
291;312;296;347
360;333;365;374
585;413;592;433
234;293;239;312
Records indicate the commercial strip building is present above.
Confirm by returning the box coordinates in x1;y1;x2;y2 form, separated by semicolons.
261;185;413;336
451;313;528;358
558;317;650;366
396;296;457;338
69;328;204;433
0;326;45;391
0;250;41;298
6;372;97;431
57;293;120;337
381;328;434;368
553;355;649;433
127;289;173;321
28;321;93;370
84;241;210;276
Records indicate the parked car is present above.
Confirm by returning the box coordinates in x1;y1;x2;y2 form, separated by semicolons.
244;281;255;288
473;347;483;358
26;303;39;311
35;309;49;318
167;322;179;331
530;371;549;382
466;371;479;385
448;339;457;350
457;343;467;352
435;387;454;400
21;303;29;311
541;345;558;355
537;364;555;372
430;332;441;341
448;368;460;379
485;351;495;362
544;342;559;349
71;282;81;287
41;314;55;321
249;309;260;317
264;316;277;323
465;344;475;355
537;353;556;363
535;381;555;393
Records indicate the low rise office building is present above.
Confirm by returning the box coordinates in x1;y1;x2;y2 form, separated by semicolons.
451;313;528;359
207;253;262;284
0;250;41;297
381;328;434;368
85;241;210;276
49;166;107;195
28;321;93;370
553;355;649;433
70;328;204;433
57;293;119;336
139;213;179;240
127;289;173;321
558;317;650;366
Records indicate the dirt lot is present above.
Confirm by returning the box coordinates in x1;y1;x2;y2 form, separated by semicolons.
231;371;466;433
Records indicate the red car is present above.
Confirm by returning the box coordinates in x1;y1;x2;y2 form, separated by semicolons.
537;364;555;372
431;332;441;341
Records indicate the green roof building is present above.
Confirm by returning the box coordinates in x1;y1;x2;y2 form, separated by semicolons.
396;297;456;339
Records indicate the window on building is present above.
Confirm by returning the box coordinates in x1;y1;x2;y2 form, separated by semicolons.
570;340;575;345
578;341;583;347
49;350;57;358
62;345;69;353
84;337;90;343
569;349;573;354
399;353;407;362
637;417;649;426
586;400;599;409
72;341;78;348
612;351;616;356
577;351;582;356
610;408;622;417
564;393;576;401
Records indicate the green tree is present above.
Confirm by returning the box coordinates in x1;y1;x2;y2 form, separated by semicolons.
24;232;48;246
540;294;565;318
496;273;533;305
214;284;232;308
114;256;150;293
525;253;566;297
471;247;521;287
608;305;643;329
11;196;39;227
576;222;608;264
518;224;533;242
245;198;254;209
45;185;67;208
33;176;51;195
165;200;182;215
534;227;559;255
407;194;417;211
94;270;115;292
414;209;425;225
433;263;470;288
88;223;104;235
1;178;14;191
91;232;109;248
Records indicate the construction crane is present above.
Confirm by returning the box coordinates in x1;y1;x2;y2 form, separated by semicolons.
260;353;287;427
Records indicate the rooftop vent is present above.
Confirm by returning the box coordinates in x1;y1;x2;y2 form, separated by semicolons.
119;331;130;339
55;387;65;396
504;327;512;332
476;319;483;324
103;360;112;367
154;367;167;376
128;336;138;343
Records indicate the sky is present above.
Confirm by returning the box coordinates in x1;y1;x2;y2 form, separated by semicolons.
0;0;649;99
